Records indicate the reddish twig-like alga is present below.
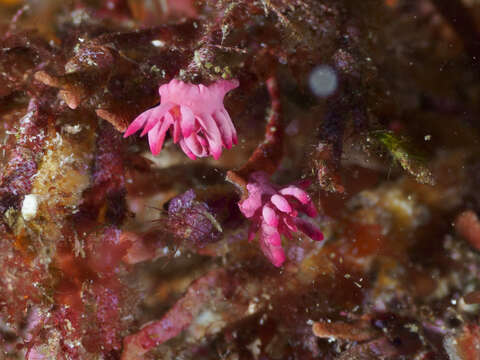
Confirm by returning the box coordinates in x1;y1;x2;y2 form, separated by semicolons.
121;269;229;360
226;77;283;197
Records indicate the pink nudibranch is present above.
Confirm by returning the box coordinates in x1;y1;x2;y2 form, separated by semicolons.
124;79;239;160
238;171;324;267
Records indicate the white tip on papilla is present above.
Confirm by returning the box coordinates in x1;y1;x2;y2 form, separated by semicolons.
22;194;38;221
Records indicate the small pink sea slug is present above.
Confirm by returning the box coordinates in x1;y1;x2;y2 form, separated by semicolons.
124;79;239;160
238;171;324;267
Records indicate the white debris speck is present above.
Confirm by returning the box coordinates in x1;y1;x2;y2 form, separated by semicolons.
151;40;166;47
195;310;220;327
59;153;75;168
63;124;82;134
50;132;63;146
247;301;258;314
247;338;262;360
22;194;38;221
458;296;479;313
327;336;336;343
188;309;226;340
404;323;419;333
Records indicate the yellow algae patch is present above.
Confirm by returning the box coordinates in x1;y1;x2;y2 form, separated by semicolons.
25;115;96;244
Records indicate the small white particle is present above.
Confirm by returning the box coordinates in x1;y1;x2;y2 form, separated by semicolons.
247;338;262;360
22;194;38;221
247;302;257;314
63;124;82;134
151;39;165;47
